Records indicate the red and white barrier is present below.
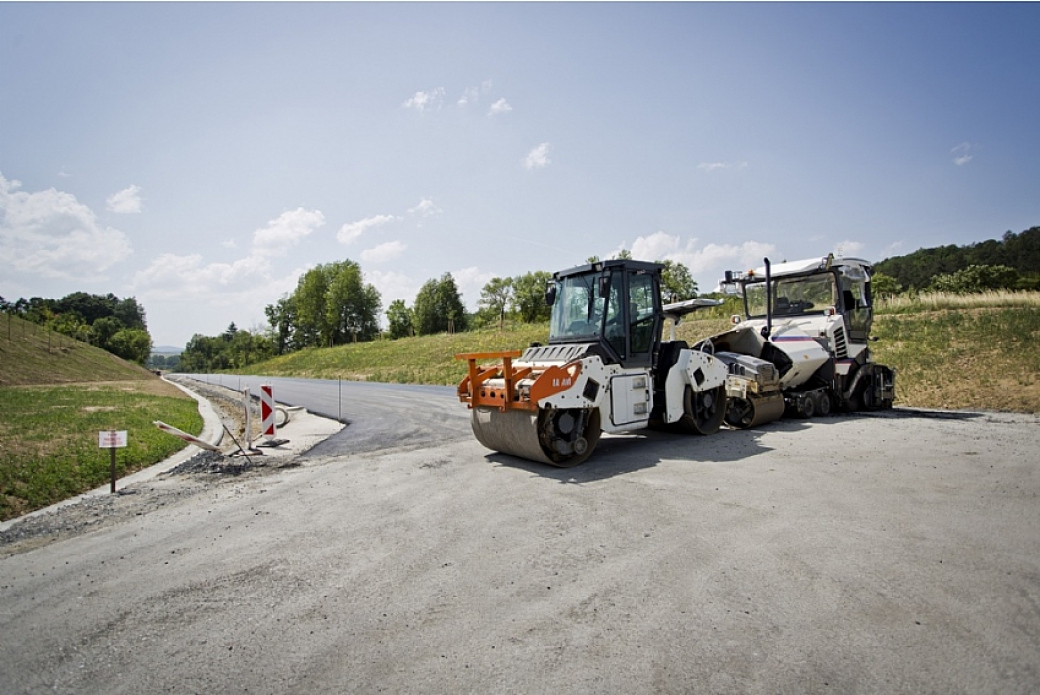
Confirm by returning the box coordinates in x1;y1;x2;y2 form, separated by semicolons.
260;384;276;438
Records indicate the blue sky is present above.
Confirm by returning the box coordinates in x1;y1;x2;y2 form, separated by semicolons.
2;3;1038;348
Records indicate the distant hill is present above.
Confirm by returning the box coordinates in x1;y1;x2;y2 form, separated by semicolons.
875;225;1040;290
0;314;158;386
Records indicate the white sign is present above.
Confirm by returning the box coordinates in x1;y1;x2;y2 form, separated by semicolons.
98;430;128;449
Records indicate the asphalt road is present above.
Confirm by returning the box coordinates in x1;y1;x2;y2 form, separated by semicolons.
181;374;467;456
1;379;1038;694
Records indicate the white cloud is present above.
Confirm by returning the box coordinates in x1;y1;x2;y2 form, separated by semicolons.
133;207;324;319
253;208;325;257
366;269;418;307
408;197;443;219
951;142;973;166
106;184;144;214
402;88;445;112
629;230;682;261
457;80;494;107
337;213;398;244
881;241;904;259
0;172;133;280
488;97;513;116
132;253;307;343
450;266;498;311
458;87;478;108
697;161;748;172
360;240;407;264
132;252;270;301
619;231;778;289
523;142;552;170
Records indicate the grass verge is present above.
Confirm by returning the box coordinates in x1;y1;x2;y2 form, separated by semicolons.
0;380;203;522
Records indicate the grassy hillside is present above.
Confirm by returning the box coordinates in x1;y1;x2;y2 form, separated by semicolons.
243;323;553;386
235;296;1040;414
1;314;202;521
0;313;158;385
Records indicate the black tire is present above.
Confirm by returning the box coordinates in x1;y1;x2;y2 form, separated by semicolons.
725;397;755;429
816;391;832;417
673;384;726;436
800;393;815;419
539;408;602;467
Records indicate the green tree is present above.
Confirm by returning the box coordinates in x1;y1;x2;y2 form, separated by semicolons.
929;264;1021;293
294;265;334;347
180;334;228;372
227;329;273;368
90;316;122;350
386;299;414;339
108;328;152;365
112;296;147;331
414;273;467;335
264;295;297;354
48;313;91;342
871;271;902;299
659;259;698;300
511;271;553;323
287;260;381;348
478;277;513;329
326;260;381;343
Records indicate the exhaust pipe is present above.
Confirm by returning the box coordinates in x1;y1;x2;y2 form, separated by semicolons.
762;258;772;339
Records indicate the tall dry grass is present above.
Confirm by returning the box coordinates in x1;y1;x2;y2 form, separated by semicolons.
876;290;1040;314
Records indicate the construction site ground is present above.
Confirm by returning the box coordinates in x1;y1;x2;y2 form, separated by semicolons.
0;378;1037;694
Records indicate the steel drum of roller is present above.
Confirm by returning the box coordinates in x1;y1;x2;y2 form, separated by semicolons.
471;406;602;467
723;392;785;429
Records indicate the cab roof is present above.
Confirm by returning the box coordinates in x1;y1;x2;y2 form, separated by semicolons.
744;255;873;281
553;258;664;280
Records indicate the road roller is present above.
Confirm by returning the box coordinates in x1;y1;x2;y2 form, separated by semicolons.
456;259;730;466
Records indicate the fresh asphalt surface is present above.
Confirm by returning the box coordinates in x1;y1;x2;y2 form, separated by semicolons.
181;374;468;456
1;376;1038;694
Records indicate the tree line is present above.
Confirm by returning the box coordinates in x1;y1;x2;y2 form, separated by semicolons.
874;225;1040;294
0;292;152;364
179;253;704;370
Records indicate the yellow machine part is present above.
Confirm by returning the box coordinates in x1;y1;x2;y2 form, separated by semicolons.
724;392;785;429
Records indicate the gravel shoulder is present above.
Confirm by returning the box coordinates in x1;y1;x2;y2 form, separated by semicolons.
0;394;1037;694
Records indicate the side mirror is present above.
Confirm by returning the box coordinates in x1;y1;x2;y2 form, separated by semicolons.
544;284;557;307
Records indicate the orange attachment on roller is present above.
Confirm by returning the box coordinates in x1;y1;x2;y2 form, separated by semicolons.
455;351;536;412
528;361;582;404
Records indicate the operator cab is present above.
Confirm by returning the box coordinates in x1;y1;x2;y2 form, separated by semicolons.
545;259;664;368
726;255;876;343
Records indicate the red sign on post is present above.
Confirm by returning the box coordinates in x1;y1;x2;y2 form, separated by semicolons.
99;430;128;493
98;430;128;449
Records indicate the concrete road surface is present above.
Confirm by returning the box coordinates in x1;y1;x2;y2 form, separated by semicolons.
1;380;1038;694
